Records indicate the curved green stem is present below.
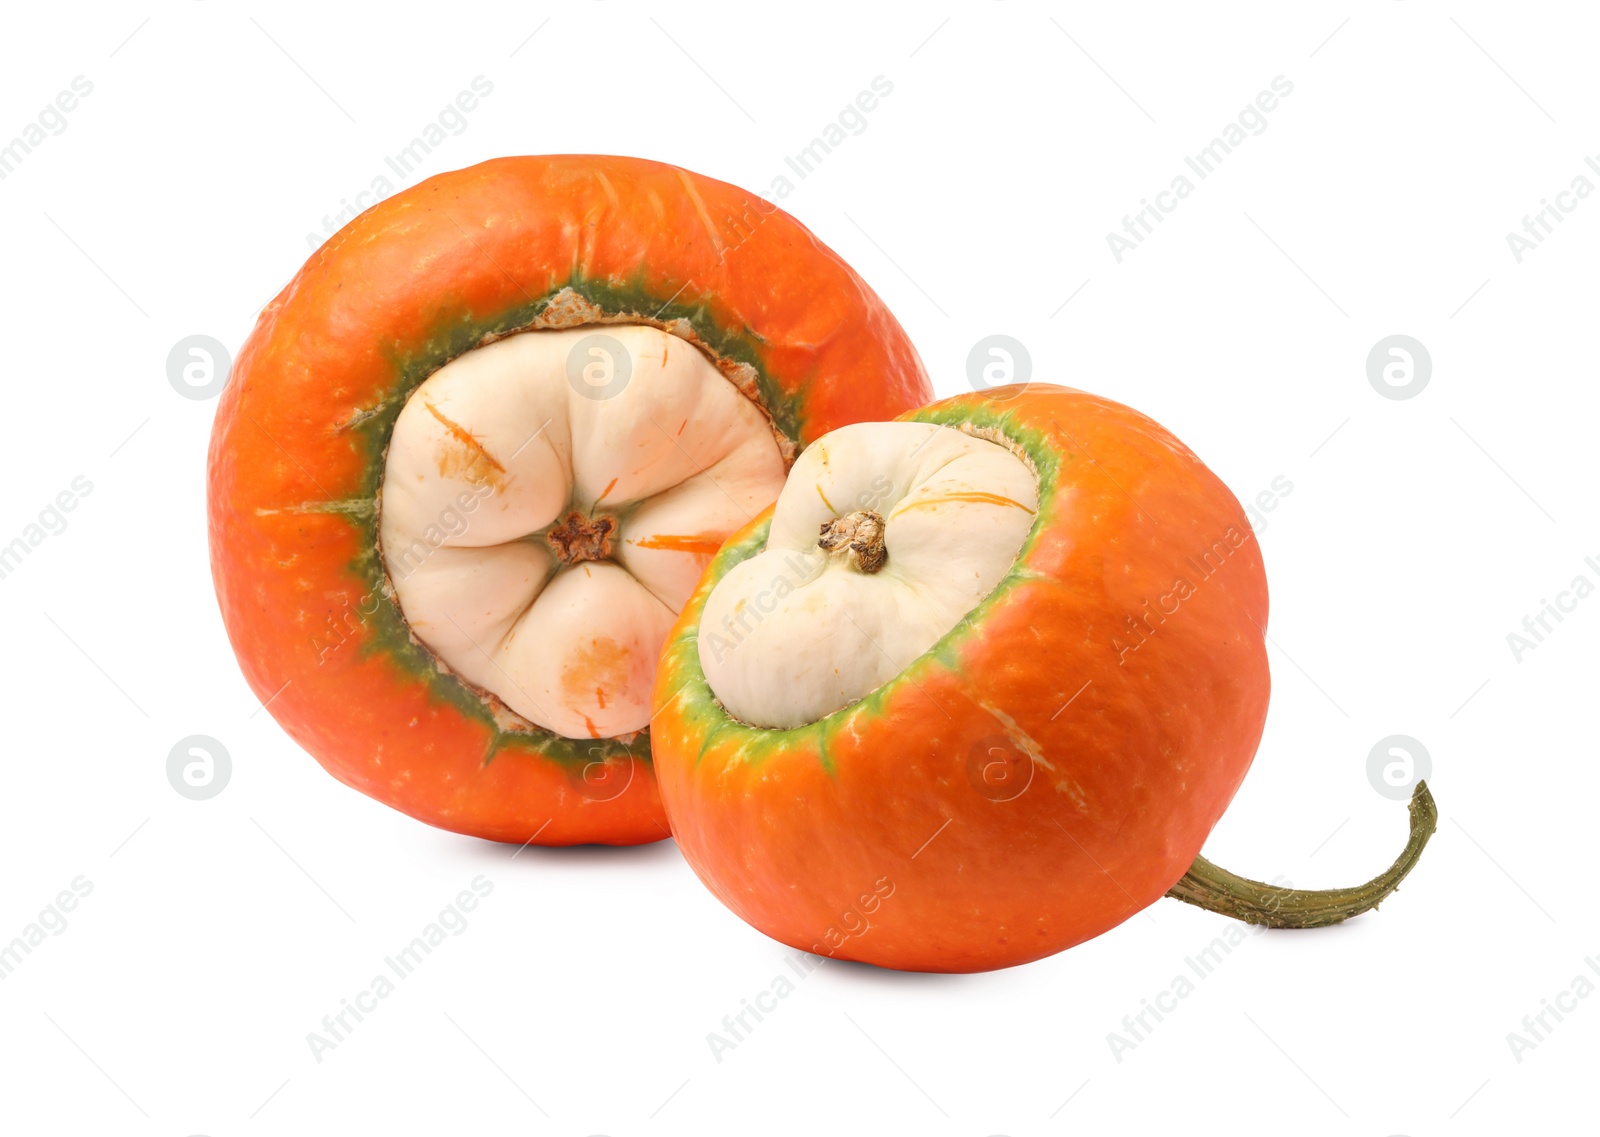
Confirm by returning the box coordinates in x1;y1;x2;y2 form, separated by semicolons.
1164;781;1437;929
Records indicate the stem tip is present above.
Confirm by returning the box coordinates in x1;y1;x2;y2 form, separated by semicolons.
1164;780;1437;929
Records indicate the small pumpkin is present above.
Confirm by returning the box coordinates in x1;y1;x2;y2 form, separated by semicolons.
652;384;1434;972
208;155;931;846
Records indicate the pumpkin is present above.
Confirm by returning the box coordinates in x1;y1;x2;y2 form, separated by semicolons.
207;155;931;846
652;385;1435;971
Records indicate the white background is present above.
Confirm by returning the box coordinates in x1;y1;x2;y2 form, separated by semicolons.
0;2;1593;1133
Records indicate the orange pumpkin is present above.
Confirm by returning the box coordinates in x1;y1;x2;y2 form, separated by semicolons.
652;385;1434;971
208;155;931;846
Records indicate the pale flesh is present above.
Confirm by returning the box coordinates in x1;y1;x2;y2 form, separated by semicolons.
699;421;1039;729
379;325;787;739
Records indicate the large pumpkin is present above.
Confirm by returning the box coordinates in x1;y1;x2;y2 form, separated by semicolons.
208;155;931;846
652;385;1434;971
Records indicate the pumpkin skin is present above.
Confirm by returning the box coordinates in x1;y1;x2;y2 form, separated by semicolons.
208;155;931;846
652;385;1271;971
